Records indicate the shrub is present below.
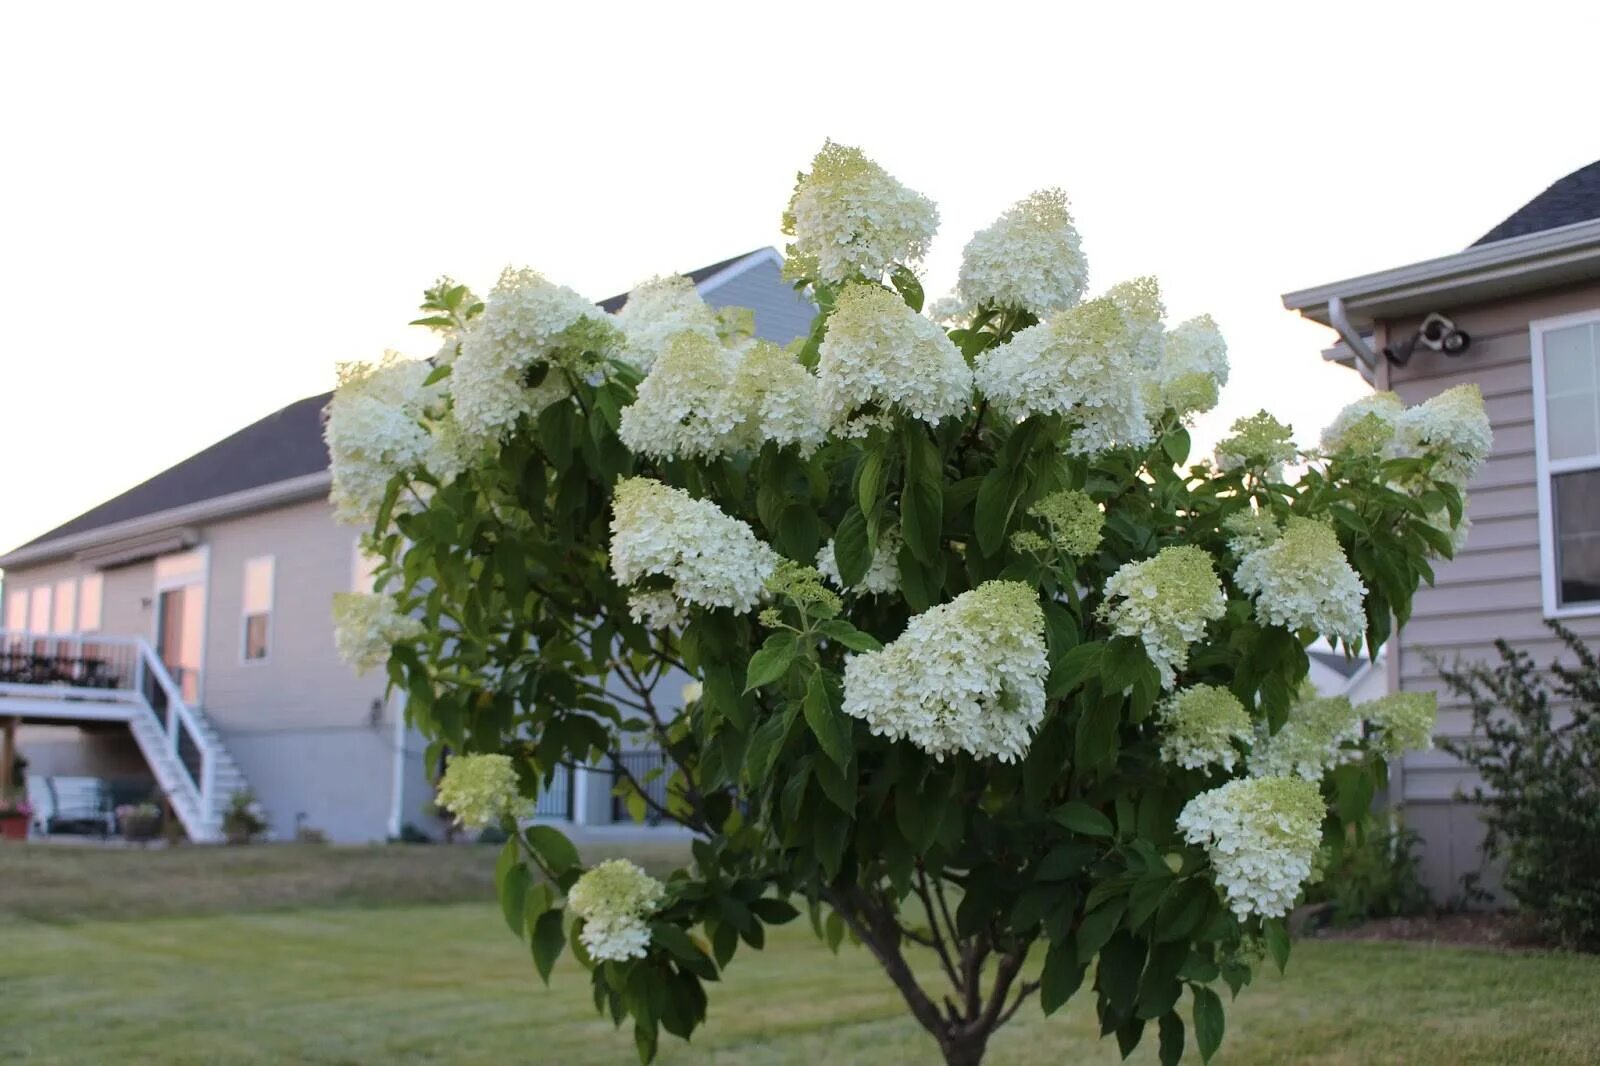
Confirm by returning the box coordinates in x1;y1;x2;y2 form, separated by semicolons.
330;142;1488;1063
221;790;269;844
1439;623;1600;951
1305;818;1430;927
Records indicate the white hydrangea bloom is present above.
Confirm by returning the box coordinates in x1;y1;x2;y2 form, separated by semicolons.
325;354;442;526
1215;411;1298;479
1223;510;1281;556
1320;391;1404;455
1158;684;1254;772
1359;691;1438;755
609;477;780;615
451;267;617;441
816;526;902;596
927;295;968;327
612;274;722;373
842;581;1047;762
1098;546;1227;688
618;332;743;461
957;188;1088;317
1177;776;1326;919
1249;695;1362;780
973;291;1156;456
331;592;425;674
729;340;828;455
1396;383;1493;488
1105;277;1168;372
1235;518;1367;644
434;753;525;829
817;284;972;429
1151;314;1229;416
567;859;667;963
782;141;939;284
627;590;688;631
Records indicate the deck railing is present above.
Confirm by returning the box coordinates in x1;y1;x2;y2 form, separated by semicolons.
0;629;216;829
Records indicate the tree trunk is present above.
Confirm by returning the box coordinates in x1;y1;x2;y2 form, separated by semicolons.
937;1032;989;1066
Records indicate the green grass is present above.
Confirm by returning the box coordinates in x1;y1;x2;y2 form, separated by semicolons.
2;844;1597;1064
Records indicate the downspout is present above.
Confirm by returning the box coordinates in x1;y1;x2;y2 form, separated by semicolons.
1328;296;1380;371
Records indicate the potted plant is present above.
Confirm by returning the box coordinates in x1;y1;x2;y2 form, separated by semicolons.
221;789;268;844
116;802;163;843
0;797;32;841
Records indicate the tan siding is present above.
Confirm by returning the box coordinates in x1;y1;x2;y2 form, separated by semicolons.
1;556;154;641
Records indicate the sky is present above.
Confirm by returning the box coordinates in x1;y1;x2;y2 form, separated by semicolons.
2;1;1597;557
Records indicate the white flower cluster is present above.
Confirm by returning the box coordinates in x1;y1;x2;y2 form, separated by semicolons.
325;354;442;525
627;589;688;631
1151;314;1229;417
957;188;1088;317
782;141;939;284
1158;684;1254;772
1320;391;1403;455
1234;518;1367;644
434;753;525;829
1249;695;1362;780
1396;383;1493;488
1359;691;1438;755
974;287;1160;456
1177;775;1326;919
841;581;1047;762
450;267;618;441
619;334;827;460
612;274;722;373
609;477;780;616
816;525;902;596
817;284;972;430
567;859;667;963
331;592;425;674
1099;546;1227;688
1215;411;1297;480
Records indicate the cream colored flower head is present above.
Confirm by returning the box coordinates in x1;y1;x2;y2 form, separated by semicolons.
1158;684;1253;771
1234;517;1366;645
1177;775;1326;919
434;753;525;829
1099;546;1226;688
326;353;443;526
613;274;722;373
958;188;1088;317
817;284;972;430
782;141;939;284
567;859;667;962
332;592;425;674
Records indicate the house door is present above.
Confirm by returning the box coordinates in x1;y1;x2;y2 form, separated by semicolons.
153;549;207;704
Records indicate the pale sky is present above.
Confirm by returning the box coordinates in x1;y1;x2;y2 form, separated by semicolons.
2;2;1596;557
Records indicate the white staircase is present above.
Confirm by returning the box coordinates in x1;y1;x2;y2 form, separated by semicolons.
1;630;249;842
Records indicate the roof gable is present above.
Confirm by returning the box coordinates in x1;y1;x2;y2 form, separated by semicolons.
1475;161;1600;246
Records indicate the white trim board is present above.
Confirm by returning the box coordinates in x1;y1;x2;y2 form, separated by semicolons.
694;248;783;298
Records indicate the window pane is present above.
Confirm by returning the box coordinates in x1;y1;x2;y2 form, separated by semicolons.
244;613;269;660
1543;324;1597;395
1546;392;1599;460
1554;469;1600;606
5;591;26;632
53;579;77;634
243;556;274;614
80;574;103;632
28;587;51;633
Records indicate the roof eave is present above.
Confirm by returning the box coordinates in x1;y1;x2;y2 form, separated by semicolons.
1282;217;1600;328
0;470;333;571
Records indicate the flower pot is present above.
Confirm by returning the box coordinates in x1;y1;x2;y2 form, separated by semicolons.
121;814;161;843
0;811;29;841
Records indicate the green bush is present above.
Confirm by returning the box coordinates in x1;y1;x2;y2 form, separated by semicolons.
1305;819;1430;927
1439;622;1600;951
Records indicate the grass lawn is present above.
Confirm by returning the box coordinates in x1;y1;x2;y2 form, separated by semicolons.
2;846;1598;1064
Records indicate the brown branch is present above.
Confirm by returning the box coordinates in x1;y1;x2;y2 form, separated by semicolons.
913;867;963;992
822;886;950;1041
995;979;1040;1028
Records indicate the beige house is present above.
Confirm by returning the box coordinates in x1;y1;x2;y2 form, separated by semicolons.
1283;160;1600;896
0;248;813;842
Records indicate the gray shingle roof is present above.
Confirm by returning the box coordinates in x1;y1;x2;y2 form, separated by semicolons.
15;250;780;553
1474;161;1600;246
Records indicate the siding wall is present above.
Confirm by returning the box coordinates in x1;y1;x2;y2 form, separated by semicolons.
701;255;816;344
1383;278;1600;896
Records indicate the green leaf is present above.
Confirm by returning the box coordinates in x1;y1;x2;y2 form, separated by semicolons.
1040;940;1088;1016
1161;427;1191;466
833;507;872;589
901;479;944;566
531;908;565;984
1193;985;1226;1063
803;670;853;767
1053;801;1115;838
856;449;891;518
1097;931;1147;1014
1101;636;1151;694
1159;1011;1186;1066
525;825;581;875
890;264;925;312
750;897;801;924
651;922;718;980
975;469;1019;556
775;503;821;562
1036;840;1100;881
1050;642;1103;698
496;840;530;937
744;712;789;783
745;634;799;693
816;619;882;652
1263;917;1291;974
1076;899;1127;964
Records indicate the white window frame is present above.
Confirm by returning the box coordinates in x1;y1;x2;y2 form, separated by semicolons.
1530;308;1600;618
240;555;275;663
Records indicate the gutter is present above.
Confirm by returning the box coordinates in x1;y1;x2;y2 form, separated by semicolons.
0;469;333;570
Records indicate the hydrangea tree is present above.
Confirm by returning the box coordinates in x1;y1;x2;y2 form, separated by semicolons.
328;142;1489;1064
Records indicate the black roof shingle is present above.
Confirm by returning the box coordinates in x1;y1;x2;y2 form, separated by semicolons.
1474;160;1600;246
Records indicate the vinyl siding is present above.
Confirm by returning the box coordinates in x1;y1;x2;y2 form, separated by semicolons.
1383;279;1600;896
700;254;816;345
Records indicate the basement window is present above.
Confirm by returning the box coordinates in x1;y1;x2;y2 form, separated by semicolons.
241;556;275;661
1533;311;1600;615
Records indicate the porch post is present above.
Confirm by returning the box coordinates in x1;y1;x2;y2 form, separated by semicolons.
1;716;17;799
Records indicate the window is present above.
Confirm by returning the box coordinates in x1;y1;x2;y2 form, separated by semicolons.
4;590;25;633
28;586;51;634
241;555;274;661
52;579;77;634
1533;311;1600;615
79;574;103;632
